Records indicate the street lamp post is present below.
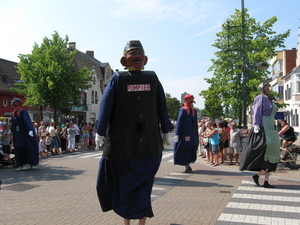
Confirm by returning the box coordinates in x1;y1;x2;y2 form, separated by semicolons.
241;0;248;129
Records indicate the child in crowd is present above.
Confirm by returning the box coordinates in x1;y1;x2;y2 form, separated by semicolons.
45;133;51;156
0;145;10;161
39;135;47;157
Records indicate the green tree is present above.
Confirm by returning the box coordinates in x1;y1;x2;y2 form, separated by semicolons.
166;93;181;120
14;31;93;125
200;9;290;126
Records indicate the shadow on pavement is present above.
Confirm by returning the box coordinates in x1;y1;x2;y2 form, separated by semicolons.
0;164;85;185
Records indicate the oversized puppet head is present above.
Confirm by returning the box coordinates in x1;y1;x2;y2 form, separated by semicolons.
257;83;270;94
183;94;196;106
120;40;148;71
11;98;23;108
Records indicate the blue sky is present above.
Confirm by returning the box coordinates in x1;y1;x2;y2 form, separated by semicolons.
1;0;299;109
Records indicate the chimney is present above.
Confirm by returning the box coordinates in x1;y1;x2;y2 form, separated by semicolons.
69;42;76;49
86;50;94;58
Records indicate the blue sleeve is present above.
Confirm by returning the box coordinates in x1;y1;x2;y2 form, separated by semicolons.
96;74;118;136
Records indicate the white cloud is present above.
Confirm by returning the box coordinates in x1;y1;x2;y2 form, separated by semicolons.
111;0;225;25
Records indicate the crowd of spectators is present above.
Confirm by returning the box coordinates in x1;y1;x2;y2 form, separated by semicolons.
198;119;245;166
0;120;97;160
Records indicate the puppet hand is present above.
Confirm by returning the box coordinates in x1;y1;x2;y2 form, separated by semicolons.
163;133;170;146
95;134;105;150
254;125;260;133
174;135;179;142
28;131;34;137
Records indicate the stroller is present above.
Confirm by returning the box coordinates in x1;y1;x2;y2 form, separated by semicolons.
280;140;300;170
0;150;17;168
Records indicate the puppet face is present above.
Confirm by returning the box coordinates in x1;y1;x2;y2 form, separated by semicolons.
263;84;270;93
185;97;195;106
121;49;148;71
11;101;20;108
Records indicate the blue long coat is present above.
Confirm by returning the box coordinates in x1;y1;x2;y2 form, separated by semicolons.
11;109;39;166
174;108;199;165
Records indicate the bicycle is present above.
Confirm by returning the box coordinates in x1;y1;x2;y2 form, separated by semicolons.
280;141;300;170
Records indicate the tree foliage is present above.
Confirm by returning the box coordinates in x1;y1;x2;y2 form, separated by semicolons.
200;9;290;126
14;31;93;125
166;93;181;120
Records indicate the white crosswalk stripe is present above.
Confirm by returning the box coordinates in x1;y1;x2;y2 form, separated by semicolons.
216;180;300;225
65;150;174;162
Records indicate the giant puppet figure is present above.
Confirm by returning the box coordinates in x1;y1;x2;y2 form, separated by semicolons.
240;83;280;188
95;40;170;225
11;98;39;171
174;94;199;172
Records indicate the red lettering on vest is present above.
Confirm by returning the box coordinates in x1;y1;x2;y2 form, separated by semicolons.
127;84;151;92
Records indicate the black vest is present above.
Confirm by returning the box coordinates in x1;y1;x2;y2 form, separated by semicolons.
103;70;164;160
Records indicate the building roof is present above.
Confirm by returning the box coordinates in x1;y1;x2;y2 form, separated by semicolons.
282;65;300;80
0;58;21;92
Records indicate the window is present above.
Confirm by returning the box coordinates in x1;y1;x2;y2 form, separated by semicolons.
95;91;98;103
296;109;299;127
91;91;94;103
297;82;300;93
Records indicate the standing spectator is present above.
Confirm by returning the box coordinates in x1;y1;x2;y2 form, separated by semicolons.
45;133;51;155
67;123;76;152
91;123;96;150
56;126;62;154
81;123;90;150
228;122;243;166
60;126;68;153
61;120;67;129
37;121;45;139
39;135;46;157
74;122;81;149
203;121;212;163
174;94;199;172
209;122;220;166
197;119;206;156
95;40;170;225
0;122;11;159
240;83;280;188
48;122;60;155
10;98;39;171
217;121;226;164
222;120;230;161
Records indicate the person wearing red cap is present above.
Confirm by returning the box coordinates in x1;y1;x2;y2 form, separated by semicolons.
174;94;199;172
10;98;39;171
95;40;170;225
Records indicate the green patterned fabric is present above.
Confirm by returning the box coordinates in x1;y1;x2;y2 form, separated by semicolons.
263;101;280;163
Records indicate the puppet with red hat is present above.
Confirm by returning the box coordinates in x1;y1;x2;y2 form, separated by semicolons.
174;94;199;172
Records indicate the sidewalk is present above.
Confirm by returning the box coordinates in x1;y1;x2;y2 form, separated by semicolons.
0;145;299;225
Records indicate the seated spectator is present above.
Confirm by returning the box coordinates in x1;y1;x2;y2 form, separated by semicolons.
278;119;296;147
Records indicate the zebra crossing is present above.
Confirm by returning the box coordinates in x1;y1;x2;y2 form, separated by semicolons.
65;150;175;162
216;180;300;225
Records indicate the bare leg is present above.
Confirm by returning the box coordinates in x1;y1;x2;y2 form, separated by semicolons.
139;217;146;225
124;219;130;225
235;154;239;165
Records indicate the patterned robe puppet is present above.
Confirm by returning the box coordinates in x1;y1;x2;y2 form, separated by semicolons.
240;94;280;172
11;99;39;167
174;95;199;169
